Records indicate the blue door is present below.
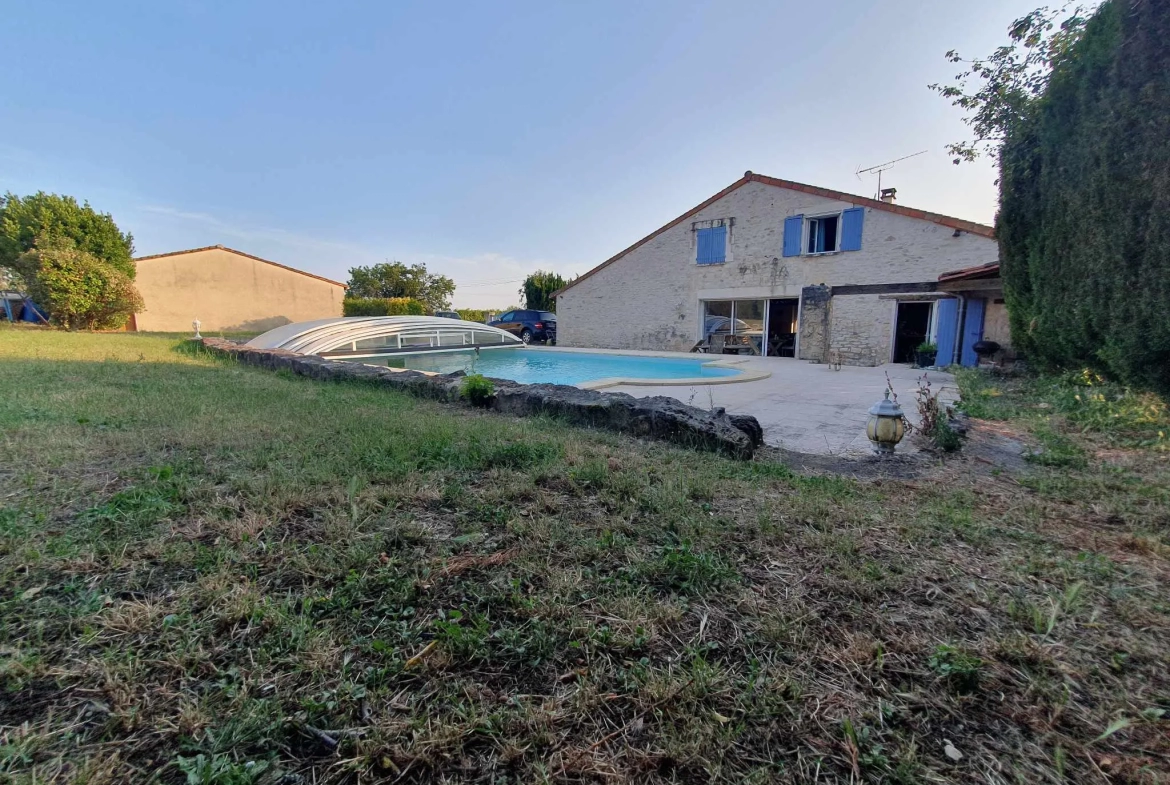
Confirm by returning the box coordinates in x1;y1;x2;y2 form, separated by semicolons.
960;298;986;367
935;298;959;366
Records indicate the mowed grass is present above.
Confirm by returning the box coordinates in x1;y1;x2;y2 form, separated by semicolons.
1;325;1168;784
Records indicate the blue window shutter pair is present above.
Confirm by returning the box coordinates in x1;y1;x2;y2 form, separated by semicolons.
782;215;803;257
783;209;862;256
840;207;864;251
696;225;727;264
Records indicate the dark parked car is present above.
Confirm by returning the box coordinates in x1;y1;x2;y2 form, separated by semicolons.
488;309;556;344
433;310;461;319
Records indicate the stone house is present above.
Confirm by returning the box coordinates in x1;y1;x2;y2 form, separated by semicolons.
132;245;346;333
555;171;1002;366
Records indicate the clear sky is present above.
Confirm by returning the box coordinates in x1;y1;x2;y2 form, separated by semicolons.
1;0;1035;308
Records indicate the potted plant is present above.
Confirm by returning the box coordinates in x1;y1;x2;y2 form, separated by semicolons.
915;341;938;368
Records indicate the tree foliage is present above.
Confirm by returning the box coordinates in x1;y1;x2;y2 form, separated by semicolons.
520;270;569;312
16;240;144;330
999;0;1170;393
0;192;136;278
928;3;1092;164
345;262;455;311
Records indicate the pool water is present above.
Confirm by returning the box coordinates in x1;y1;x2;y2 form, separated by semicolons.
357;348;741;386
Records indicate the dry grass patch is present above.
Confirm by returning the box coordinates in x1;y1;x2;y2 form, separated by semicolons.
1;326;1168;783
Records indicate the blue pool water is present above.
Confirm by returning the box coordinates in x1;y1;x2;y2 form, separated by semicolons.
360;348;741;386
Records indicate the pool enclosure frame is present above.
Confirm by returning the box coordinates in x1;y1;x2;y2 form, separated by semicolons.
247;316;523;359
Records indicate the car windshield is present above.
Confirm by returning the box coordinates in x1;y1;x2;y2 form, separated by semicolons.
539;312;556;321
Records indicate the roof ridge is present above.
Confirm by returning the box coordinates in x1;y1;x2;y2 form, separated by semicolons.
134;245;347;288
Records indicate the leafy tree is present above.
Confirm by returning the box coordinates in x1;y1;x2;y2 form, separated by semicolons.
520;270;569;312
15;239;143;330
928;3;1092;164
345;262;455;311
0;192;136;278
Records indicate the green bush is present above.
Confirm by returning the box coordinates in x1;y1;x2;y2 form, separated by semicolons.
456;309;490;323
916;341;937;354
16;239;143;330
342;297;427;317
461;374;495;407
999;0;1170;395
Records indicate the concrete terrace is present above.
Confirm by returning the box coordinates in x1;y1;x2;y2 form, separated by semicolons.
540;348;954;456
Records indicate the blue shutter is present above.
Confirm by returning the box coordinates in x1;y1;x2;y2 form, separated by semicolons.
935;298;959;367
696;226;726;264
959;297;986;367
782;215;803;257
840;207;864;251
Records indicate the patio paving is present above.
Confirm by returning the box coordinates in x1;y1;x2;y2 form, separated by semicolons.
602;355;956;456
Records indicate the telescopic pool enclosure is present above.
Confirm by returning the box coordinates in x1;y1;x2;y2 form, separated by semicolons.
247;316;522;358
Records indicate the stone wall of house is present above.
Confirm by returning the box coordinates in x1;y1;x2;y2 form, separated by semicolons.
557;178;997;361
828;295;894;367
797;285;831;362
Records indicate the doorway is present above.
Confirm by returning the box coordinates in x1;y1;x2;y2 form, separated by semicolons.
893;302;932;363
767;298;799;357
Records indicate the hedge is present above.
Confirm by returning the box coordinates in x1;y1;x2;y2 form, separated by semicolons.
342;297;427;317
999;0;1170;394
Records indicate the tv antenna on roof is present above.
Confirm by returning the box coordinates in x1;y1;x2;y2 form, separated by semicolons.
856;150;928;199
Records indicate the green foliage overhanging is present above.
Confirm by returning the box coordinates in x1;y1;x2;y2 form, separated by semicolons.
999;0;1170;393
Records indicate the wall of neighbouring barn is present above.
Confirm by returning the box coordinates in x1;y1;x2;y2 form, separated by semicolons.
557;180;996;364
134;247;345;333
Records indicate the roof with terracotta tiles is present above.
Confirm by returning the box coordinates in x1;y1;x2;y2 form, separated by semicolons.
134;245;347;288
555;172;996;297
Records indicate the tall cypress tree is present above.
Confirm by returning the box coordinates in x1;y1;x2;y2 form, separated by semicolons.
999;0;1170;393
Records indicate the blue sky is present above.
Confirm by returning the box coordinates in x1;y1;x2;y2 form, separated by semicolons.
2;0;1035;307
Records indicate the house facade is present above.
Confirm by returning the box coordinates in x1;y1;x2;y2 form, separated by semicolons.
133;245;346;333
556;172;1001;366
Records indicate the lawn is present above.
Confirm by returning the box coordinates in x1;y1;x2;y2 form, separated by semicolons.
1;326;1168;783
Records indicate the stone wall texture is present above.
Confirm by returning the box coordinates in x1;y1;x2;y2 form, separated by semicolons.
200;338;761;459
556;179;997;364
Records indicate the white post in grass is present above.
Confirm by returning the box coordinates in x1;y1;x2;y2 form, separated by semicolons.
192;318;202;340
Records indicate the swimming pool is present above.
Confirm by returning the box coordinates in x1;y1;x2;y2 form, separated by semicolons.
354;348;745;387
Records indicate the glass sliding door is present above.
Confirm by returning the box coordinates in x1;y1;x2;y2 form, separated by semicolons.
701;299;766;354
735;300;765;355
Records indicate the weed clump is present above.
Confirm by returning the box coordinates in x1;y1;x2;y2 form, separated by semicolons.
461;373;495;407
929;643;983;693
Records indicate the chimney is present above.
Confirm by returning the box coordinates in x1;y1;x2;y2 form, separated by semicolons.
879;187;897;204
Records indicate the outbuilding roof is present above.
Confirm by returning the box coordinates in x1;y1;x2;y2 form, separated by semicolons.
555;171;996;297
938;262;1001;282
134;244;347;288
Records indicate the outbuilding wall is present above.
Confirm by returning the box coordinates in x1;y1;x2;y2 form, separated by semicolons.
557;180;997;364
134;248;345;333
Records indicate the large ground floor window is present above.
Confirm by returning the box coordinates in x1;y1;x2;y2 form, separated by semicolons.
702;299;767;355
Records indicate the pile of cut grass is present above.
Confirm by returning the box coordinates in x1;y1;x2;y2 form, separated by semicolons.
1;326;1168;783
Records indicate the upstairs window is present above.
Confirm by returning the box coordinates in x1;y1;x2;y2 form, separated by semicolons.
783;207;865;257
806;215;839;254
696;225;727;265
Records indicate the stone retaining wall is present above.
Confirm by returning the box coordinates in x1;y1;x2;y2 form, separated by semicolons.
200;339;762;459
